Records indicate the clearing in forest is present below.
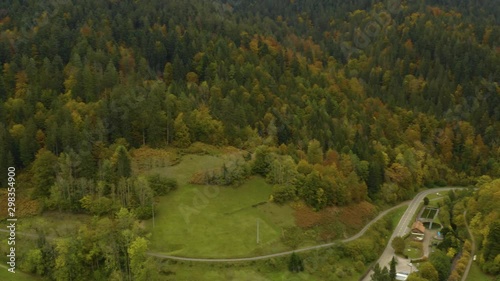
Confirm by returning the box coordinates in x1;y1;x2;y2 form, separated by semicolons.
142;152;296;258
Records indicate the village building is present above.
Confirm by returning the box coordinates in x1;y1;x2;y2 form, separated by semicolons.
411;220;425;240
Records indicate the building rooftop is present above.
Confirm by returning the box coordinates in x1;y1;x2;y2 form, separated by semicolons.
411;220;425;234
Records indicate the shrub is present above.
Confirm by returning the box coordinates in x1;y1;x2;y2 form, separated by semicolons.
147;174;178;196
336;268;346;278
135;205;153;220
190;161;250;186
288;253;304;273
252;145;272;176
80;195;116;216
271;184;296;204
435;179;447;187
355;260;365;272
424;197;430;205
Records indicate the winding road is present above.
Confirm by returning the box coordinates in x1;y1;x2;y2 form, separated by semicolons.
148;200;410;262
148;187;462;264
361;187;462;281
1;187;463;279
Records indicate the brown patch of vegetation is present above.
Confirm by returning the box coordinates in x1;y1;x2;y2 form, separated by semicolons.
183;142;222;155
293;200;376;240
0;190;41;219
182;142;243;157
131;146;177;172
293;203;323;228
338;201;377;232
189;171;209;185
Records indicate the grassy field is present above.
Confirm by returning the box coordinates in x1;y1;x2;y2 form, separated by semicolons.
425;192;445;202
146;176;295;257
142;152;296;257
466;262;496;281
145;154;228;184
140;151;421;279
404;239;423;259
144;152;416;258
157;203;410;281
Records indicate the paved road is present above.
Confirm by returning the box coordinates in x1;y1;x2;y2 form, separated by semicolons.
461;210;475;281
361;187;462;281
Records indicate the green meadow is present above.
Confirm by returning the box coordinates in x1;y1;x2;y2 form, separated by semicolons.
146;177;295;257
466;262;496;281
156;203;410;281
0;265;39;281
144;154;296;257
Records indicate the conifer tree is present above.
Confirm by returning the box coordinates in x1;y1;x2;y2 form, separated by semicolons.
113;146;132;178
288;252;304;273
173;113;191;148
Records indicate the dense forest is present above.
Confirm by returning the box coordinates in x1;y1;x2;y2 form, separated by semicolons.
466;178;500;277
0;0;499;280
1;0;499;186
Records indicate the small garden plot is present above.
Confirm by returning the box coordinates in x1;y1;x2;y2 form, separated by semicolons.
423;221;441;230
420;207;438;220
404;238;423;259
425;192;444;201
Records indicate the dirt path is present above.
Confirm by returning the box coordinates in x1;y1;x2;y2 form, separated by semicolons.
148;188;464;264
148;200;410;262
422;229;435;258
1;187;465;270
461;210;475;281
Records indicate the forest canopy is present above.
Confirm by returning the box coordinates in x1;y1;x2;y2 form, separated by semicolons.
0;0;498;188
0;0;499;280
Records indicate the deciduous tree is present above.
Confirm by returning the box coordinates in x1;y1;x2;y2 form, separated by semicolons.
391;236;405;255
173;113;191;148
31;148;58;198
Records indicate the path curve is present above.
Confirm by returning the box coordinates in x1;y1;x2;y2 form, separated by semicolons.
0;188;464;266
361;187;463;281
148;201;409;262
148;187;462;263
